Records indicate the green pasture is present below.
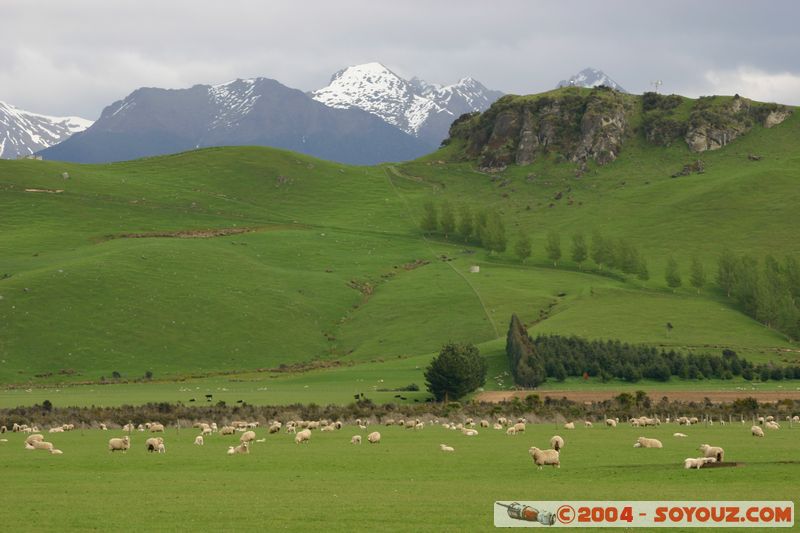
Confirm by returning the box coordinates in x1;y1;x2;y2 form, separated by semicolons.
0;422;796;531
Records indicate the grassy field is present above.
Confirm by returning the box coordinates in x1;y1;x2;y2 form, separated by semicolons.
0;422;796;531
0;95;798;400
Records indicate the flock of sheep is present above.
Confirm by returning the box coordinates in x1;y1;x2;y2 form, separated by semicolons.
2;413;796;470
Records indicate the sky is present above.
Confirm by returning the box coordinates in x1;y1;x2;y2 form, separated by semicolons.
2;0;799;119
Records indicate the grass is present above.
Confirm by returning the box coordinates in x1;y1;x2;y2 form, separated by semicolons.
0;95;798;400
0;423;797;531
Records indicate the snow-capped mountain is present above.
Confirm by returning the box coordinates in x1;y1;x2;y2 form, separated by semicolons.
0;101;92;159
39;77;430;165
311;63;503;147
556;68;626;92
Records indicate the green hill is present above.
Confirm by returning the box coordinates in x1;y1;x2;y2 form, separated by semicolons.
0;89;798;393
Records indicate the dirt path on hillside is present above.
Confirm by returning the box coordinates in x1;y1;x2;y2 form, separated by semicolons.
476;389;800;403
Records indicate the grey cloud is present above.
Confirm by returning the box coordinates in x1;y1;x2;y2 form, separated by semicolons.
1;0;798;118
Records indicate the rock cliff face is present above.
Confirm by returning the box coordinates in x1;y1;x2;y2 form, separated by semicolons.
451;87;633;168
447;89;793;166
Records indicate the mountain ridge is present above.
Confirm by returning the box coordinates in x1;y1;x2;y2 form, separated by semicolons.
0;101;92;159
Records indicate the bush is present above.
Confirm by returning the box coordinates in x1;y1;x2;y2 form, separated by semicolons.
424;343;487;402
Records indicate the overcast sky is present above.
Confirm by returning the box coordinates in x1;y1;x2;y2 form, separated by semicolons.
2;0;799;119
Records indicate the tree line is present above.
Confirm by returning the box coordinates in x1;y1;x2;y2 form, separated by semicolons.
506;314;800;386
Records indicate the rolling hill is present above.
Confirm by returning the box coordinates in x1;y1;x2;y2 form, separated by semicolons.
1;87;798;394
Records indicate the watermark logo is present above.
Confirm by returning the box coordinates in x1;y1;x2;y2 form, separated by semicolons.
494;501;794;528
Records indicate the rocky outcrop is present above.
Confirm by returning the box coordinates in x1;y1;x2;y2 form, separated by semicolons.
763;109;791;128
453;87;633;168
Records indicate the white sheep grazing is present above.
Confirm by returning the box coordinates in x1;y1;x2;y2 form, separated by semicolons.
240;430;256;444
506;427;517;436
493;423;503;430
440;444;455;452
765;421;781;430
673;432;688;438
634;437;663;448
220;426;236;436
194;436;204;446
497;417;508;426
0;425;6;434
295;429;312;444
684;457;716;469
202;427;213;436
286;426;296;434
145;437;164;452
699;444;724;462
751;426;765;437
415;422;424;430
269;424;281;434
550;435;564;452
480;420;489;428
367;431;381;444
385;418;395;426
108;436;130;453
793;416;800;423
584;421;593;428
529;447;560;469
564;422;575;430
513;422;526;433
350;435;362;445
149;423;165;433
99;423;108;431
605;419;617;428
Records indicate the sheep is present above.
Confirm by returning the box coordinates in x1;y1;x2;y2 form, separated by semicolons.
584;421;593;428
49;427;64;433
295;429;312;444
0;425;5;433
462;429;479;436
269;424;281;434
32;440;55;452
385;418;395;426
506;427;517;436
122;423;135;432
684;457;716;469
513;422;526;433
350;435;361;445
793;415;800;423
99;423;108;431
255;438;266;443
497;417;508;426
202;427;213;436
563;422;575;430
307;421;320;430
699;444;724;463
751;426;765;437
145;437;164;452
194;436;204;446
493;423;503;430
440;444;455;452
549;435;564;452
227;442;249;455
528;447;560;470
367;431;381;444
605;419;617;428
49;449;63;455
240;430;257;444
321;425;335;432
108;436;130;453
673;432;688;438
633;437;663;448
766;415;775;422
25;434;45;448
149;423;165;433
220;426;236;436
480;420;489;428
765;421;781;430
286;426;296;434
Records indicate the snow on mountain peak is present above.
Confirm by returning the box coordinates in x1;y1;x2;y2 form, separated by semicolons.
311;63;502;139
0;100;93;159
556;68;626;92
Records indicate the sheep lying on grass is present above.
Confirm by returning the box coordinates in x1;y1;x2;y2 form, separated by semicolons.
550;435;564;452
108;436;130;453
699;444;724;462
462;429;478;436
440;444;454;452
684;457;716;469
24;434;44;449
673;432;688;438
32;440;55;452
227;442;249;455
633;437;663;448
367;431;381;444
49;449;63;455
751;426;765;437
529;447;560;469
765;421;781;430
563;422;575;430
